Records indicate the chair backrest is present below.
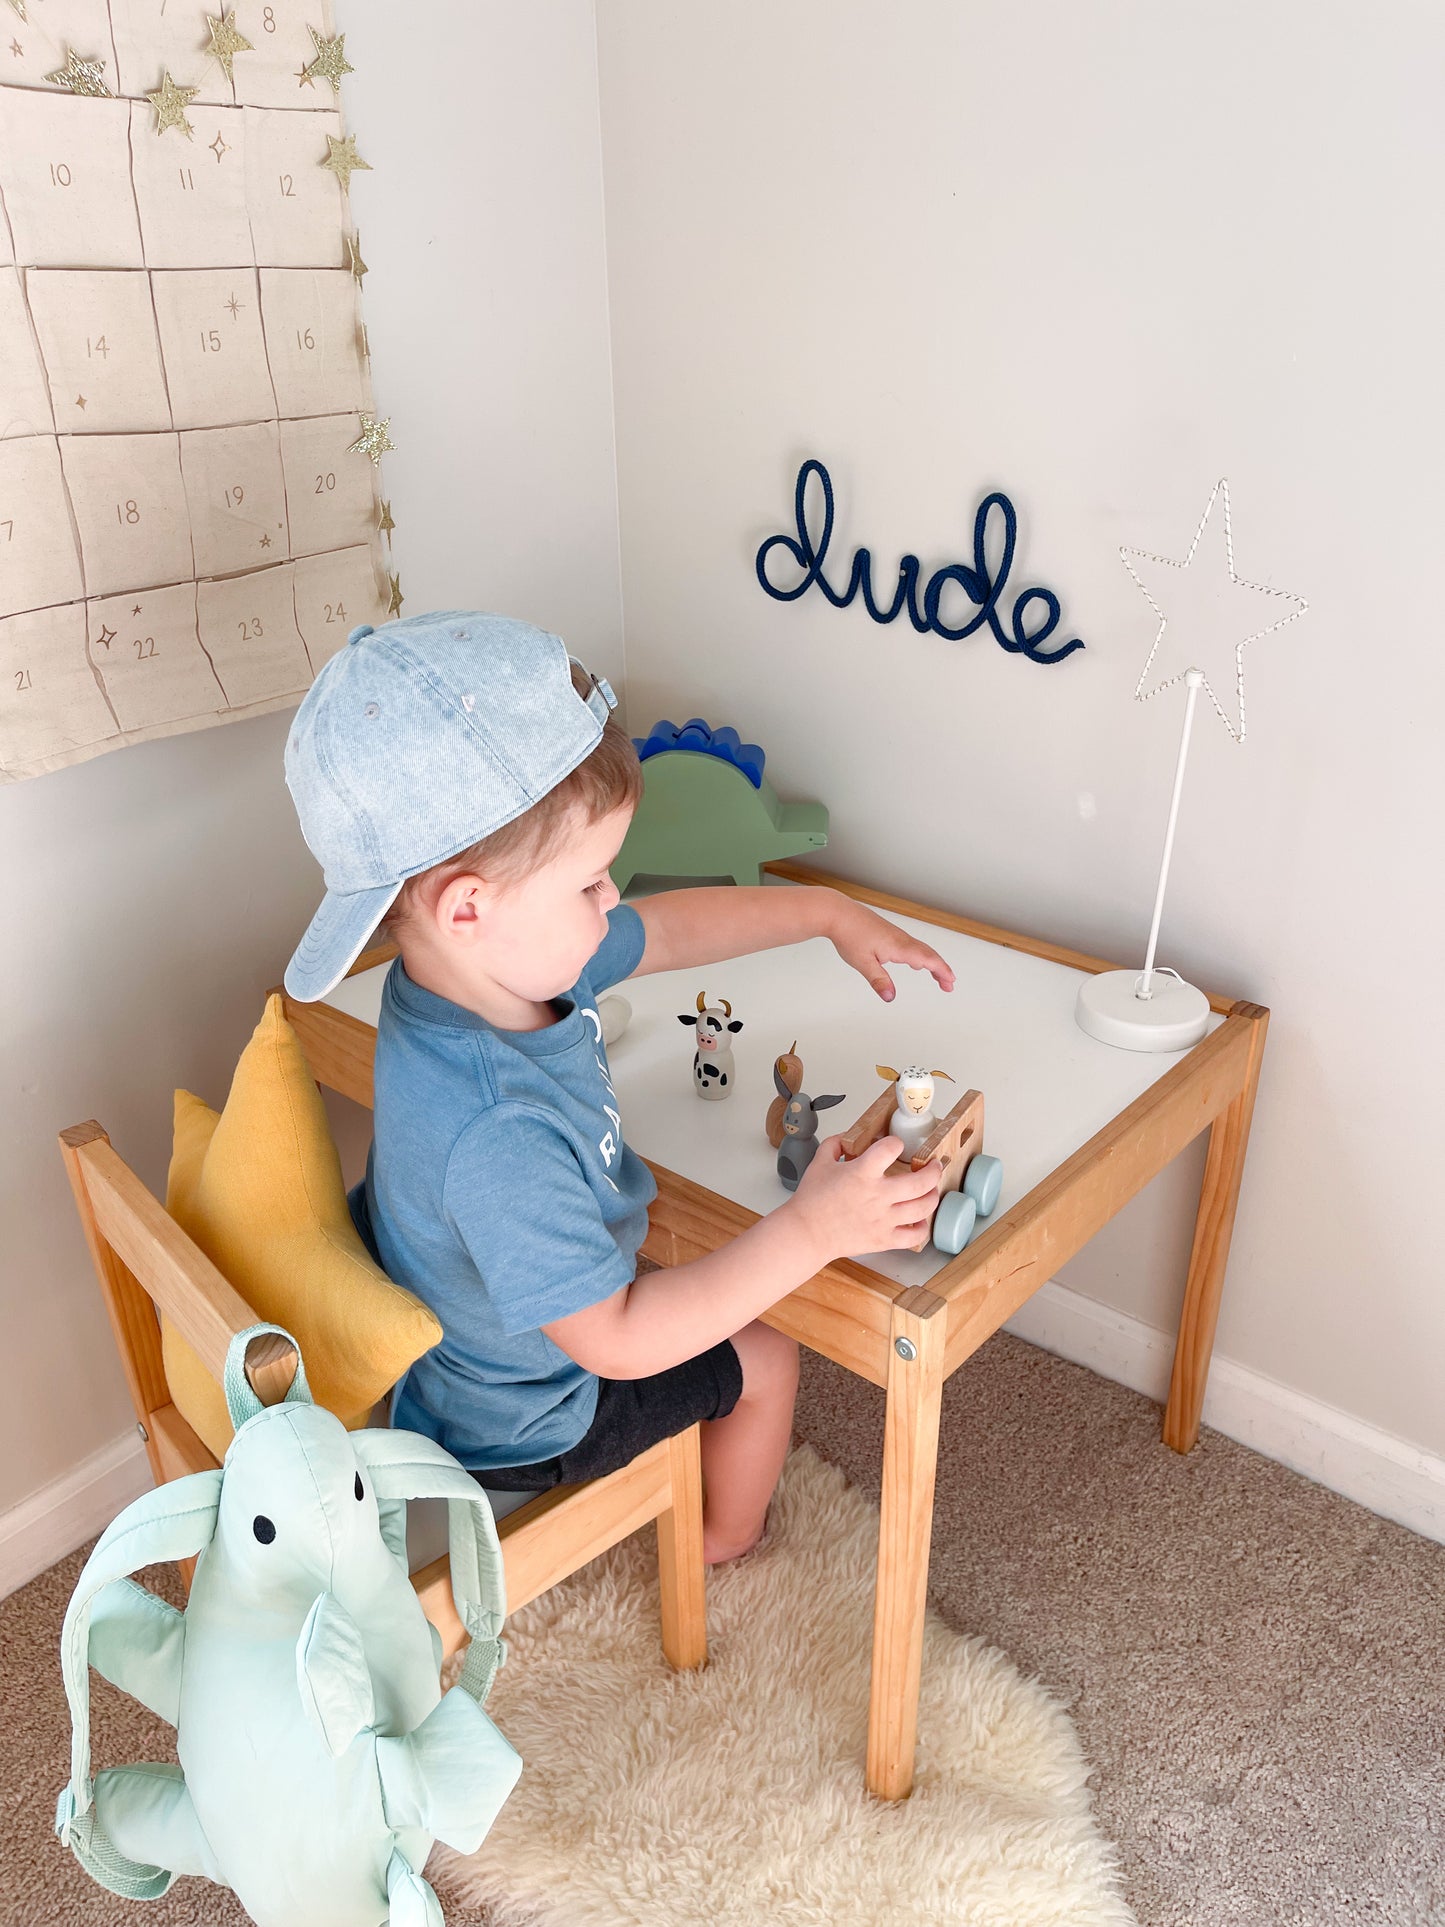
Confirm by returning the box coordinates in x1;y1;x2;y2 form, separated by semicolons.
60;1120;295;1472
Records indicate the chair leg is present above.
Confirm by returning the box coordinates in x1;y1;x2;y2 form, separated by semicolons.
656;1424;707;1670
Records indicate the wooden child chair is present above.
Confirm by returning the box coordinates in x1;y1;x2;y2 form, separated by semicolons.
59;996;706;1675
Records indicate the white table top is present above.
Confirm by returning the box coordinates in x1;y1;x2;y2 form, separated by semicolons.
322;880;1222;1291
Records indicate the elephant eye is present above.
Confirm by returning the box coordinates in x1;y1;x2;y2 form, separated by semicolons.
252;1515;276;1545
354;1473;364;1502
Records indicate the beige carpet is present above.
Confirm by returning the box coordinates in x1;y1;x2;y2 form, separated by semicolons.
5;1331;1444;1925
434;1443;1131;1927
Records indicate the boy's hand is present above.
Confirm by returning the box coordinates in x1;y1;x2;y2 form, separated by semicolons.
826;895;955;1002
787;1135;942;1260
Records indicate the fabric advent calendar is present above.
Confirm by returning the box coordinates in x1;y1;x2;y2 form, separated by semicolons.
0;0;395;783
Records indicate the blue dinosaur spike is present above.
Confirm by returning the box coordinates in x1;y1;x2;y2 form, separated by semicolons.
632;717;767;787
633;721;682;762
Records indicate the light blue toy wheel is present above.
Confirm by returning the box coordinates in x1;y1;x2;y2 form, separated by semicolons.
932;1189;977;1256
963;1153;1003;1218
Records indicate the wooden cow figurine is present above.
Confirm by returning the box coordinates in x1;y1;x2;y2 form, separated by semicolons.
677;991;743;1100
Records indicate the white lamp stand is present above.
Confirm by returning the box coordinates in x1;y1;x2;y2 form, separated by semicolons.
1076;667;1212;1054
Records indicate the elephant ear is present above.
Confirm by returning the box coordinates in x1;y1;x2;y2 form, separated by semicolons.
351;1429;508;1706
56;1471;222;1901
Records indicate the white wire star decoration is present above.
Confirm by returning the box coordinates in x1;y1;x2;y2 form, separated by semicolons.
1119;478;1308;744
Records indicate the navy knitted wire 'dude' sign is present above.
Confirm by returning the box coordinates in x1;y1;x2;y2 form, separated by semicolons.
755;458;1084;665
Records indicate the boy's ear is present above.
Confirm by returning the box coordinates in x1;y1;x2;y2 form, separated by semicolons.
434;871;489;935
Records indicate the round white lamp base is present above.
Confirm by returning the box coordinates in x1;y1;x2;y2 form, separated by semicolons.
1075;969;1210;1053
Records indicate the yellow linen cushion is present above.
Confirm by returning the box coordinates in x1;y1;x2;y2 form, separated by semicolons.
163;992;442;1460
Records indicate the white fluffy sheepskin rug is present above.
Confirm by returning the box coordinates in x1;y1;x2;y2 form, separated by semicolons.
434;1445;1134;1926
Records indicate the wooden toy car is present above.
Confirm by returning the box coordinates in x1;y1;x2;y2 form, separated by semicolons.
838;1078;1004;1255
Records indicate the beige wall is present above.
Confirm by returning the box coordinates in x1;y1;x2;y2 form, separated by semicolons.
9;0;1443;1537
0;0;621;1516
595;1;1445;1453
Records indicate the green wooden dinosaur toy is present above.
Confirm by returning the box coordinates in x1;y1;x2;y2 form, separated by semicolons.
612;718;829;890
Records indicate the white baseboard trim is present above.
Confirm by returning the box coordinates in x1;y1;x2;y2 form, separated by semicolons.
1005;1280;1445;1547
0;1430;154;1601
4;1287;1441;1601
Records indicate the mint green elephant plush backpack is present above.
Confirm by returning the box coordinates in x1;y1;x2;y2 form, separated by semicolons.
56;1324;522;1926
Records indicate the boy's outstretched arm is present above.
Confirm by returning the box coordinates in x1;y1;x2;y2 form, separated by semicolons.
631;885;954;1002
543;1134;942;1379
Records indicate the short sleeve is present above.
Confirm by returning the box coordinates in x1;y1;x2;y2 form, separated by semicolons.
443;1106;633;1336
585;903;646;993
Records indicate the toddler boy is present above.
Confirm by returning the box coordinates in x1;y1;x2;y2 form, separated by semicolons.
284;613;952;1563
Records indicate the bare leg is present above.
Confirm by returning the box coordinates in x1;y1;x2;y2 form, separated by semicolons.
699;1319;799;1565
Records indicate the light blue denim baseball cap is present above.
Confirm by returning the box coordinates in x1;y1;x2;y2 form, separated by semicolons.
283;611;617;1001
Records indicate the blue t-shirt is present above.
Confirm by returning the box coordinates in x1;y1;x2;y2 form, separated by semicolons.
354;904;656;1471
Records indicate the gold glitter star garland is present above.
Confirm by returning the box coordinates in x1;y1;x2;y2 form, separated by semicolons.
206;10;252;85
302;27;354;93
348;415;394;465
46;47;111;94
321;132;371;192
147;69;199;137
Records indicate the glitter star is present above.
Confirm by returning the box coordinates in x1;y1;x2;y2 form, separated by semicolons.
94;624;116;649
387;572;403;617
321;132;370;193
259;532;272;548
301;26;353;93
131;603;142;617
45;47;111;94
74;394;86;410
209;129;230;162
146;70;200;138
1121;478;1308;745
347;414;393;465
224;291;243;318
205;10;252;85
346;232;367;280
377;499;395;537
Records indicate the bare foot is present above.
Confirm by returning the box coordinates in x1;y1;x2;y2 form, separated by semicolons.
702;1511;774;1568
703;1533;761;1568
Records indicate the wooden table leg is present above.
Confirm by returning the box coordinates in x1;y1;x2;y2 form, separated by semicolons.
867;1286;947;1801
1163;1002;1270;1453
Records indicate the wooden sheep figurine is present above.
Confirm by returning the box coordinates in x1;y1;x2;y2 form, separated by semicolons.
677;991;743;1099
877;1063;955;1161
772;1061;846;1190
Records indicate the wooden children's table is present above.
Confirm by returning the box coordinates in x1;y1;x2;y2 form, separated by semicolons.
283;863;1267;1802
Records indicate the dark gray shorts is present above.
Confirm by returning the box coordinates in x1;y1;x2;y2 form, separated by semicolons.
477;1338;744;1492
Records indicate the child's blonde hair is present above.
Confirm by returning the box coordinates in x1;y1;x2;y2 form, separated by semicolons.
386;663;641;930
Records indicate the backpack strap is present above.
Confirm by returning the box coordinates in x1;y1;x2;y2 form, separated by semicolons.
56;1471;222;1899
222;1320;311;1429
351;1430;508;1705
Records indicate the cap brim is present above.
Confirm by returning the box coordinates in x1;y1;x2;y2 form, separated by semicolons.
283;877;403;1002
